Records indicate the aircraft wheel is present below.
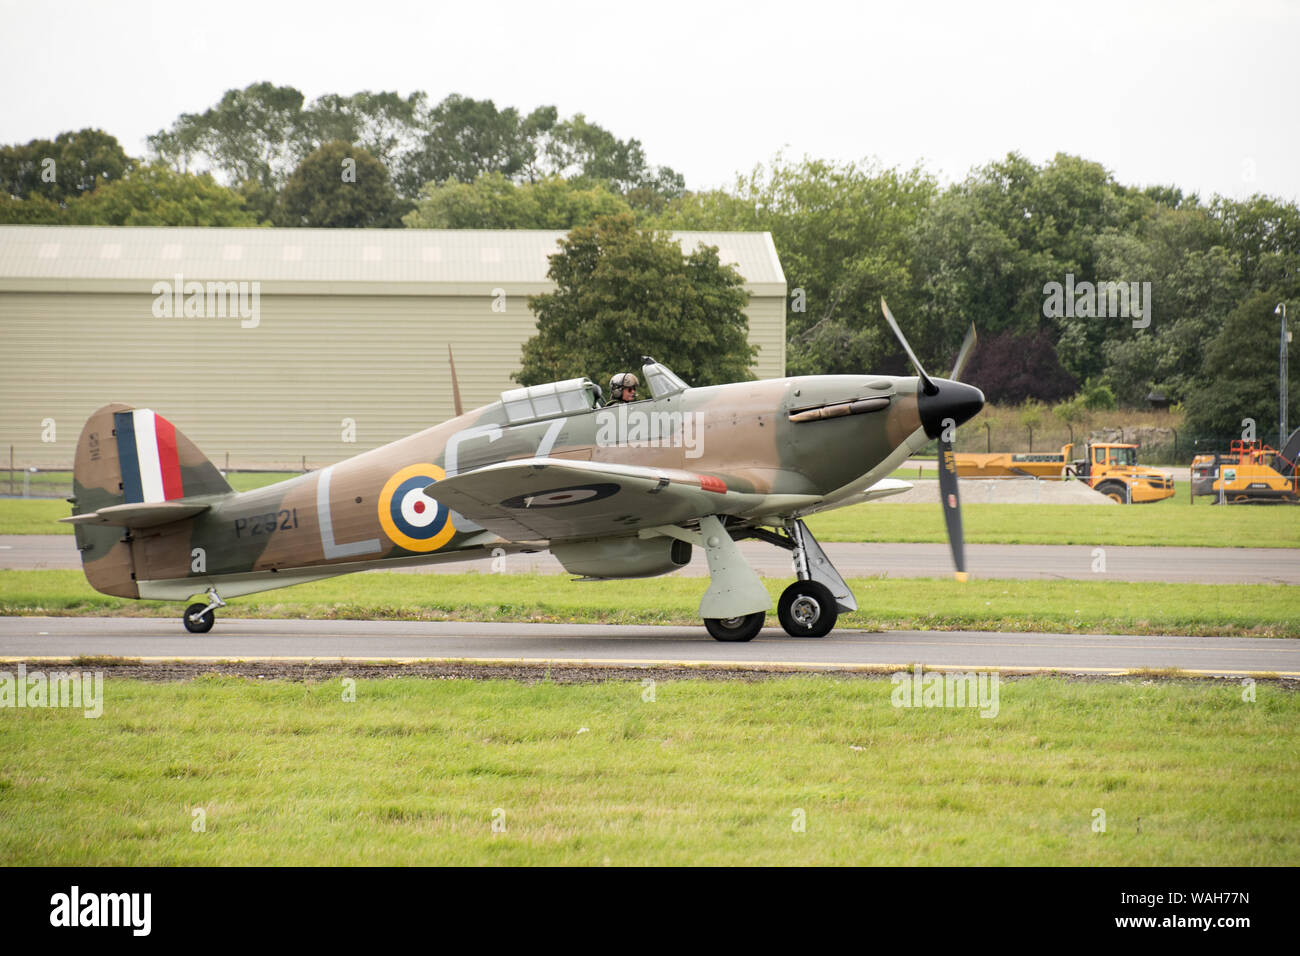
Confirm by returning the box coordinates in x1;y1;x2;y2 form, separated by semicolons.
704;612;765;642
1096;481;1127;504
778;581;838;638
183;603;215;634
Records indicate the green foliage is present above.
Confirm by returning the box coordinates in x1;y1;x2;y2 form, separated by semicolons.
1184;288;1298;442
403;172;631;229
0;193;63;223
1052;395;1087;425
0;162;258;227
518;214;755;388
1017;399;1045;430
146;84;684;208
275;141;404;228
62;163;258;226
654;154;937;375
1080;381;1117;410
914;152;1149;385
0;128;133;202
147;82;310;190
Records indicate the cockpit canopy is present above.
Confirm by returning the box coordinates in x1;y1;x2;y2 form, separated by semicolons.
500;378;601;425
496;361;691;426
641;360;689;398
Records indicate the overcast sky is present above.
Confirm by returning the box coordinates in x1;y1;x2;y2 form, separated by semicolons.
2;0;1297;201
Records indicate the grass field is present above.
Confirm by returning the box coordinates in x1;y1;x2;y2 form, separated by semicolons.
0;674;1294;865
4;489;1298;547
807;491;1300;548
2;569;1296;637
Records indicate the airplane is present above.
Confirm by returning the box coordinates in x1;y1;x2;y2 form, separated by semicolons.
64;301;984;642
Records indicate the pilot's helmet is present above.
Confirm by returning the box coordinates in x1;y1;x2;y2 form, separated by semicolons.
609;372;639;401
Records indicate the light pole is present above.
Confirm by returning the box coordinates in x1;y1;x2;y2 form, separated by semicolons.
1278;303;1290;449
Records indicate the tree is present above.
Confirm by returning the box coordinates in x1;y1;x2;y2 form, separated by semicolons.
276;141;405;228
1184;289;1299;443
541;113;684;203
912;152;1147;386
962;329;1078;405
0;194;63;223
518;215;755;388
148;85;687;209
0;129;133;202
64;163;258;225
148;82;310;190
403;172;632;229
655;155;937;377
401;94;549;193
1093;203;1241;404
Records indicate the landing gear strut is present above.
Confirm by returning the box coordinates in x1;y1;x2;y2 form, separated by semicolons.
183;587;225;634
740;518;856;638
643;515;855;642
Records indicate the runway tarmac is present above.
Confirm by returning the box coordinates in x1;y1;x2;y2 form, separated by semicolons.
2;535;1295;584
3;616;1297;677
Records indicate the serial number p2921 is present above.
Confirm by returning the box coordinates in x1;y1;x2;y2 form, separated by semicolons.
234;509;299;538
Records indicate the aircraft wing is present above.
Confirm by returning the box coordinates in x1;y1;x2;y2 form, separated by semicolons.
424;457;819;541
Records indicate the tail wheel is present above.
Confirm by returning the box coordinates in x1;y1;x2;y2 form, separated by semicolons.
704;612;765;642
777;581;838;638
1096;481;1128;504
183;602;215;634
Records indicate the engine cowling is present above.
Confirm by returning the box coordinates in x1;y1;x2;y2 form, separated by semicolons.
551;535;693;579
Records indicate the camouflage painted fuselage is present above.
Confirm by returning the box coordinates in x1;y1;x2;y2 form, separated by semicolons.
71;370;931;602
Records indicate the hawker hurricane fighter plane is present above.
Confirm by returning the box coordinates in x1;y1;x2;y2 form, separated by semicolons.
66;303;983;642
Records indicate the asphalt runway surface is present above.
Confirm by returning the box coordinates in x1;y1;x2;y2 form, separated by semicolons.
3;616;1297;677
2;535;1296;584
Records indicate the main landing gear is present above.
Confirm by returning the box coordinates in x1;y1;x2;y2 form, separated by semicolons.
182;587;225;634
767;518;855;638
647;516;856;642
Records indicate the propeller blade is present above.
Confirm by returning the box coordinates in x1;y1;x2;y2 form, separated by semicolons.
949;323;977;381
880;297;938;395
937;436;968;582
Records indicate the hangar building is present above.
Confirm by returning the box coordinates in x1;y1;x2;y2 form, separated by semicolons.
0;225;786;470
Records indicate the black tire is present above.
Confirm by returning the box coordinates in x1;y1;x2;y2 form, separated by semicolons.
1096;481;1128;504
704;611;766;642
777;581;838;638
183;602;214;634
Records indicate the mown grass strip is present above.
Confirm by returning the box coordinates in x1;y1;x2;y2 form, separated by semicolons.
0;675;1295;865
2;570;1296;637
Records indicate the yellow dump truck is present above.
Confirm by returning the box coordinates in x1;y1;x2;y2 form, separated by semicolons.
955;442;1176;503
1190;437;1299;504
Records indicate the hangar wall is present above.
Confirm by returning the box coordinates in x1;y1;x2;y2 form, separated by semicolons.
0;227;787;470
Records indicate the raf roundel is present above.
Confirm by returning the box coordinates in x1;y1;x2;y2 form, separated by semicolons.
378;464;456;552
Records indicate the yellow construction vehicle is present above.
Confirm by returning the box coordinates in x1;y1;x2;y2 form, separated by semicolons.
955;442;1175;503
1190;435;1300;504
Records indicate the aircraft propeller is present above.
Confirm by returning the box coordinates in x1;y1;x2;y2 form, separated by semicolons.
881;299;981;582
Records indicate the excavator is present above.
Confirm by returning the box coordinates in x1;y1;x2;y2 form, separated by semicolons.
1190;430;1300;504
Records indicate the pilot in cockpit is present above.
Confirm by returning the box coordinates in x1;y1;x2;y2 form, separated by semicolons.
607;372;639;404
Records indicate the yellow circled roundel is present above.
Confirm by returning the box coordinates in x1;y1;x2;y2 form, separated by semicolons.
377;463;456;552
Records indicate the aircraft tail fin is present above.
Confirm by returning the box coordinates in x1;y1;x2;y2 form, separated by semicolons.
69;404;231;597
